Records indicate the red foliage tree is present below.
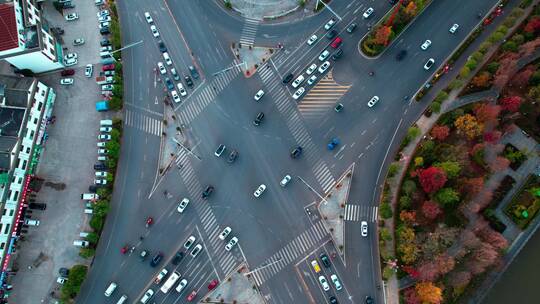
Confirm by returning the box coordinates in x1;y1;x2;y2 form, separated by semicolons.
418;167;447;193
493;53;519;88
421;200;442;220
435;254;456;275
430;125;450;141
474;103;501;124
403;287;421;304
519;37;540;57
470;242;499;274
417;261;439;281
524;16;540;34
499;96;522;112
464;177;485;195
484;130;502;143
400;210;417;225
511;66;535;87
448;271;471;289
402;265;420;279
477;227;508;250
489;156;510;172
374;25;392;45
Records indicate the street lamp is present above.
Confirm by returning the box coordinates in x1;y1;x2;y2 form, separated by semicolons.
316;0;342;21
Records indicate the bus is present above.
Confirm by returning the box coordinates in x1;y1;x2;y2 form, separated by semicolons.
160;271;181;293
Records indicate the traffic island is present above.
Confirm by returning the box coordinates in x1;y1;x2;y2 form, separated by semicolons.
203;263;266;304
233;43;276;78
317;163;355;257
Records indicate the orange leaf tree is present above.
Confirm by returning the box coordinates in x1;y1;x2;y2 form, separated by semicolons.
415;281;443;304
374;25;393;46
454;114;483;139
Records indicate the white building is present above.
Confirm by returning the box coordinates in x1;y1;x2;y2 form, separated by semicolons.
0;75;56;287
0;0;64;73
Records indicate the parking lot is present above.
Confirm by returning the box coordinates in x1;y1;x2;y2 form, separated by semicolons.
7;0;114;303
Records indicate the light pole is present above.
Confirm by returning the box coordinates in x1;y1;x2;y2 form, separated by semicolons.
106;39;144;62
212;61;246;76
316;0;342;21
172;137;201;161
296;176;328;204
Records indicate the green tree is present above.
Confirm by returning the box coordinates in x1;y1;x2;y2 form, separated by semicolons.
486;62;500;74
434;91;449;104
434;161;461;179
94;200;110;217
109;96;123;110
90;214;105;232
405;126;421;144
60;265;88;301
388;162;400;177
511;33;525;45
459;66;471;78
79;248;96;259
112;84;123;99
380;202;393;219
380;227;392;241
399;195;412;210
448;79;463;90
434;188;460;206
430;102;441;113
471;51;484;62
465;58;478;71
402;180;417;196
111;129;121;142
502;41;518;52
86;232;99;245
97;187;112;201
106;140;121;160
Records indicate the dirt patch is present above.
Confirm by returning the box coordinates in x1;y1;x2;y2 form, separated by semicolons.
44;182;66;191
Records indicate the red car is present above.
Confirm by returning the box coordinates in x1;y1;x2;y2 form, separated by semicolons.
102;64;115;71
61;69;75;76
208;279;219;290
187;290;197;301
331;37;342;49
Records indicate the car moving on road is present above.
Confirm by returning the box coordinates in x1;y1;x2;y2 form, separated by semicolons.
177;198;189;213
219;227;232;240
363;7;374;18
424;58;435;70
253;184;266;197
307;35;318;45
361;221;368;237
184;236;196;250
318;275;330;291
225;237;238;251
324;18;336;30
202;185;214;199
254;89;265;101
280;175;291;187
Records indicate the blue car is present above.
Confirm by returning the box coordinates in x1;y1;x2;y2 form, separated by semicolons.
327;138;340;150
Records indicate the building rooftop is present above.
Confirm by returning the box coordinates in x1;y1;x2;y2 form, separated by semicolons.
0;2;19;52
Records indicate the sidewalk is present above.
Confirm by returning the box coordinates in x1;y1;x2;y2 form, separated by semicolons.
204;264;266;304
229;0;316;20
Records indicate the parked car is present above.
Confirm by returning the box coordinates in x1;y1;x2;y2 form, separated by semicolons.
290;146;303;158
61;69;75;76
184;75;193;87
144;12;153;23
150;252;163;267
228;150;238;163
177;198;190;213
283;73;294;84
307;35;318;45
280;175;291;187
184;236;196;250
346;23;357;33
158;40;167;52
225;237;238;251
189;66;199;79
60;78;74;85
324;18;336;30
318;275;330;291
292;87;305;100
65;13;79;21
219;227;232;240
214;144;226;157
73;38;85;46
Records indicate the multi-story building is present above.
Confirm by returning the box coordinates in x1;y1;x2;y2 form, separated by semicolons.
0;0;64;73
0;75;56;291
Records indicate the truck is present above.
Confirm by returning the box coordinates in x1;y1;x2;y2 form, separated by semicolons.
96;76;114;85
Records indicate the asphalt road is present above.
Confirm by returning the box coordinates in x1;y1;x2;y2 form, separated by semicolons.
78;0;501;303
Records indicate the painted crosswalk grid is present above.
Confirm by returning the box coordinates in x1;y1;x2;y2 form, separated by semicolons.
124;110;163;136
298;70;351;120
344;204;378;222
239;18;259;46
251;220;329;286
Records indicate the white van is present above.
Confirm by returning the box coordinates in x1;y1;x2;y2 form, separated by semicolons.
100;119;113;126
73;240;89;247
81;193;99;200
24;219;40;226
116;295;128;304
163;52;172;66
160;271;180;293
104;282;117;297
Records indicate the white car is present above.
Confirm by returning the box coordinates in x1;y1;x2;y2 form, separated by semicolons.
361;221;368;237
98;134;111;141
292;75;304;88
101;84;114;91
190;244;203;257
177;198;189;213
306;64;317;75
449;23;459;34
64;58;77;66
100;46;112;52
280;175;291;187
65;13;79;21
97;142;106;147
318;275;330;291
254;184;266;197
144;12;153;24
307;35;318;45
150;25;160;37
424;58;435;70
140;289;154;304
318;50;330;61
60;78;74;85
420;39;432;50
324;19;336;30
219;227;232;240
100;127;112;132
254;89;265;101
293;87;305;100
225;237;238;251
177;83;187;96
73;38;85;46
94;179;107;185
64;53;78;61
98;148;109;154
175;279;188;293
363;7;374;19
85;64;93;77
99;22;110;29
171;90;181;103
98;15;111;22
157;62;166;74
307;75;317;85
96;171;108;177
163;52;173;65
330;274;342;291
367;96;379;108
318;61;330;73
97;10;110;18
183;236;196;250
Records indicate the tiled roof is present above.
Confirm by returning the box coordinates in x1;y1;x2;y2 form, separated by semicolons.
0;3;19;52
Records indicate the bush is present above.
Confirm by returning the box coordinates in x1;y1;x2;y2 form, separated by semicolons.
60;265;88;301
496;25;509;35
399;195;412;210
406;126;421;142
430;102;441;113
488;31;505;43
388;162;400;177
510;7;524;18
86;232;99;245
112;84;123;99
478;41;493;54
383;265;394;280
402;180;417;196
380;202;393;219
224;0;232;9
465;58;478;71
380;227;392;241
90;214;105;232
486;62;500;74
471;51;484;62
434;91;449;104
504;16;518;28
79;248;96;259
109;96;123;110
448;79;463;90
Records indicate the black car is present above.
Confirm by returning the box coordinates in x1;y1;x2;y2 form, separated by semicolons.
94;163;107;170
189;66;199;79
100;39;111;46
58;267;69;277
202;185;214;199
228;150;238;163
100;27;110;35
320;253;331;267
28;202;46;210
365;296;374;304
331;49;343;61
171;251;184;265
326;29;337;39
165;77;174;90
396;49;407;61
253;112;264;126
150;252;163;267
291;146;303;158
283;73;294;84
346;23;357;33
330;296;338;304
158;40;167;53
334;103;344;112
88;185;97;193
185;75;194;88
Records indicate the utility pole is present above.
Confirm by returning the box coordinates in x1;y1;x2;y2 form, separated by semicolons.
297;176;328;204
107;39;143;62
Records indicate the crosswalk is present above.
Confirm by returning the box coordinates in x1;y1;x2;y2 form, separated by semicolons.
343;204;378;222
177;62;242;125
124;110;163;136
175;149;241;277
258;65;336;193
239;18;259;46
251;220;329;286
298;70;351;120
